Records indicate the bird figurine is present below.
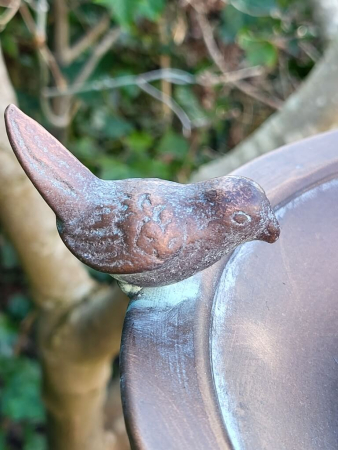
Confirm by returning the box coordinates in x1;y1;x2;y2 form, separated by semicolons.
4;104;280;289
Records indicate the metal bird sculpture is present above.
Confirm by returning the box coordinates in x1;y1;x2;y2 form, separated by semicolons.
4;105;280;288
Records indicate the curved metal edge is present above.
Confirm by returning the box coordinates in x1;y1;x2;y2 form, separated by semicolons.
120;268;233;450
120;129;338;450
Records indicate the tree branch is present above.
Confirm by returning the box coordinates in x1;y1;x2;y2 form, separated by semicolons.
54;0;111;66
66;284;128;361
73;28;121;86
65;15;111;66
138;80;192;136
190;0;282;110
311;0;338;42
53;0;69;64
0;0;20;30
20;3;67;90
192;35;338;181
0;47;129;449
32;0;119;129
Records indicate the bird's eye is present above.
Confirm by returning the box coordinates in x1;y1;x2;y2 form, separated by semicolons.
231;211;251;225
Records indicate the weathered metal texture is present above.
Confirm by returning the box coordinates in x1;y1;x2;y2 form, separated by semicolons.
121;130;338;449
4;105;279;288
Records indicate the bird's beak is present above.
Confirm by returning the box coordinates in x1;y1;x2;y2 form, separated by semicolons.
259;214;280;244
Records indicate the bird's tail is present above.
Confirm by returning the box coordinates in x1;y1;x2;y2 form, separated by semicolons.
5;104;98;222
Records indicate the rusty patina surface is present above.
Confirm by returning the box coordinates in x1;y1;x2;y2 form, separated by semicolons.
120;130;338;450
5;105;279;287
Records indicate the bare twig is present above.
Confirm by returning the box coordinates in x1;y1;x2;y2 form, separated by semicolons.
73;28;121;86
311;0;338;41
40;94;72;127
13;310;38;356
41;66;264;133
44;69;194;97
53;0;69;63
298;42;321;62
197;66;264;85
39;46;67;90
20;3;67;90
0;0;20;30
192;35;338;181
35;0;48;42
54;0;111;66
63;15;110;66
232;79;282;110
24;0;120;128
189;0;283;109
159;16;173;120
19;2;35;33
230;0;280;18
138;79;192;136
43;67;263;98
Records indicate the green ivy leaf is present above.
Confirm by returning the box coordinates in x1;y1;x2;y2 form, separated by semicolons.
104;117;134;139
137;0;165;21
175;86;208;127
238;32;278;67
0;357;45;423
0;237;20;269
7;294;31;321
74;137;99;159
2;35;19;58
0;430;7;450
158;131;189;158
23;428;47;450
98;157;135;180
231;0;278;17
124;131;154;153
220;5;253;43
91;110;134;140
95;0;165;27
95;0;138;27
146;159;172;179
0;314;17;356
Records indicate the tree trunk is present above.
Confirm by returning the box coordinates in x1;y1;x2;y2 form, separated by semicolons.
311;0;338;41
0;45;128;449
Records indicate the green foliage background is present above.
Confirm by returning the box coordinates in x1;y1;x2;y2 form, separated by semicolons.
0;0;321;447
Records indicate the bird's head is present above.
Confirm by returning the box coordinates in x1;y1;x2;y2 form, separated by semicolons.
205;175;280;245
